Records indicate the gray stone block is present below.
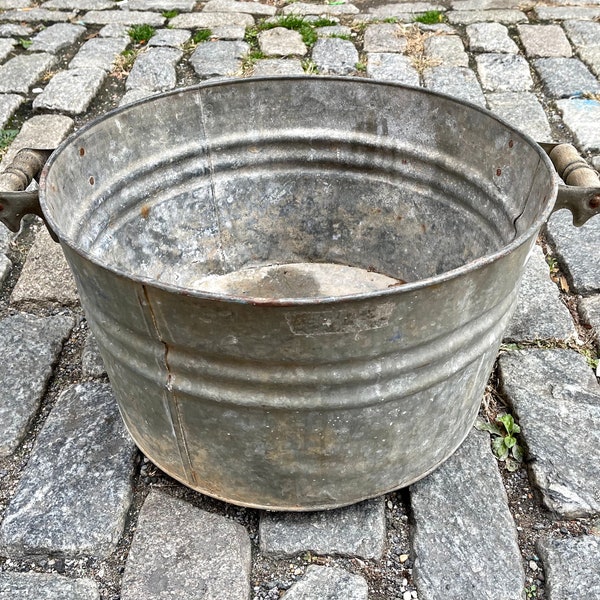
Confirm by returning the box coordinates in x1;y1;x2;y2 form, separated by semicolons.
282;566;368;600
0;24;32;37
579;294;600;344
203;0;276;15
499;348;600;518
121;490;251;600
579;45;600;78
126;47;182;91
0;0;31;8
0;312;73;457
447;9;527;24
424;34;468;67
466;22;518;53
170;11;254;28
312;38;359;75
423;65;485;106
28;23;86;54
367;52;419;85
476;53;533;92
99;23;130;38
556;98;600;152
363;23;407;53
0;93;23;130
82;333;107;377
0;37;15;62
0;572;100;600
0;382;137;558
535;6;600;21
0;255;10;285
148;28;191;48
125;0;196;9
518;24;572;58
209;25;246;40
537;535;600;599
42;0;113;7
410;430;525;599
282;2;359;15
252;58;305;76
316;25;352;39
119;88;156;106
562;19;600;48
0;223;13;253
546;208;600;293
81;10;166;26
69;37;130;71
0;53;56;94
10;227;79;306
486;92;551;142
0;8;75;22
452;0;524;9
534;57;600;99
258;27;307;57
368;2;445;17
504;245;577;342
259;498;386;560
32;67;107;115
190;40;249;77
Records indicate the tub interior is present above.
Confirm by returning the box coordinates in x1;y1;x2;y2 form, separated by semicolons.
43;78;555;298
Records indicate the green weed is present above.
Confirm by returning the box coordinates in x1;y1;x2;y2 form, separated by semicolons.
476;413;524;472
192;29;212;43
128;24;155;44
162;9;179;18
413;10;444;24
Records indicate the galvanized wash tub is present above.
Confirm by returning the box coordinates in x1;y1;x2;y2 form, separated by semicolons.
2;77;599;510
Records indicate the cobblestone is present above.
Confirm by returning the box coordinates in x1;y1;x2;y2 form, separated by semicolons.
367;53;420;85
423;34;468;67
148;28;191;48
126;47;182;92
447;9;527;24
203;0;276;16
169;11;254;28
28;22;86;54
579;295;600;344
82;333;106;377
363;23;407;53
0;93;23;129
476;53;533;92
282;2;359;15
69;37;129;71
258;28;307;57
0;8;75;22
282;566;369;600
518;24;572;58
0;53;57;94
0;572;100;600
423;65;485;105
81;10;166;26
534;6;600;21
534;57;600;98
190;40;249;77
0;382;137;558
555;98;600;152
312;37;359;75
0;37;15;61
367;2;445;17
125;0;196;9
252;58;304;75
0;23;31;37
562;19;600;48
466;22;518;53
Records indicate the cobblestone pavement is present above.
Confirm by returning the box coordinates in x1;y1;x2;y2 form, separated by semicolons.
1;0;600;598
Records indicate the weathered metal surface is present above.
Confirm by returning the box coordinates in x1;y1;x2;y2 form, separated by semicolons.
37;77;561;510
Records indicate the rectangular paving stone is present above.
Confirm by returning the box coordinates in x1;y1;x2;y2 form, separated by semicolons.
210;25;246;40
0;93;23;129
258;27;307;57
169;11;254;28
534;57;600;98
0;23;33;37
259;498;385;560
69;37;129;71
447;9;527;24
0;0;33;7
98;23;130;38
466;22;518;53
537;535;600;599
42;0;114;8
203;0;276;16
190;40;249;77
126;47;182;91
10;227;79;306
423;65;485;106
81;10;166;26
252;58;305;75
535;6;600;20
368;2;446;17
0;8;76;21
486;91;551;141
562;19;600;48
0;382;137;558
556;98;600;152
476;53;533;92
125;0;196;9
546;208;600;293
0;313;73;457
504;245;577;341
367;52;420;85
423;34;468;67
578;45;600;77
282;1;360;15
579;294;600;344
410;430;525;599
0;572;100;600
452;0;524;8
28;22;86;53
148;28;191;48
363;23;407;53
121;490;251;600
32;67;107;115
0;53;56;94
499;349;600;518
518;24;572;58
82;333;107;377
312;37;360;75
283;566;368;600
0;38;15;62
0;254;11;285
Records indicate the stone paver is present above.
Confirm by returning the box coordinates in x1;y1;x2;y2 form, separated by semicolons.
537;536;600;599
203;0;276;16
282;566;368;600
252;58;305;75
28;22;86;53
504;245;577;342
363;23;407;53
562;19;600;48
0;37;15;62
32;67;107;114
486;92;552;141
476;53;533;92
126;0;196;9
0;93;23;129
82;333;106;377
126;47;182;92
259;498;385;560
534;57;600;98
121;490;251;600
410;430;525;599
0;572;100;600
367;53;420;85
447;9;527;24
555;98;600;152
282;2;359;15
0;53;56;94
466;22;518;53
10;227;78;306
535;6;600;21
580;295;600;344
169;11;254;28
0;382;137;558
42;0;114;8
0;8;75;22
423;65;485;106
81;10;166;26
258;27;307;57
518;24;572;58
424;34;468;67
367;2;445;17
0;255;10;285
312;37;359;75
499;349;600;518
148;28;191;48
190;40;249;77
0;23;31;37
69;37;130;71
0;313;73;457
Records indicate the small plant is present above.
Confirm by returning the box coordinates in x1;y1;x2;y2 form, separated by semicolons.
18;38;32;49
162;9;179;19
113;49;140;77
192;29;212;43
383;16;399;23
312;17;339;27
128;24;155;44
414;10;444;24
330;33;351;40
525;584;538;598
355;61;366;72
0;129;18;153
476;413;524;472
301;58;319;74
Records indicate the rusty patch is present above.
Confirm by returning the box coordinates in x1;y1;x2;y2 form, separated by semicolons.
140;204;151;219
79;147;85;157
496;168;502;176
89;176;95;185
